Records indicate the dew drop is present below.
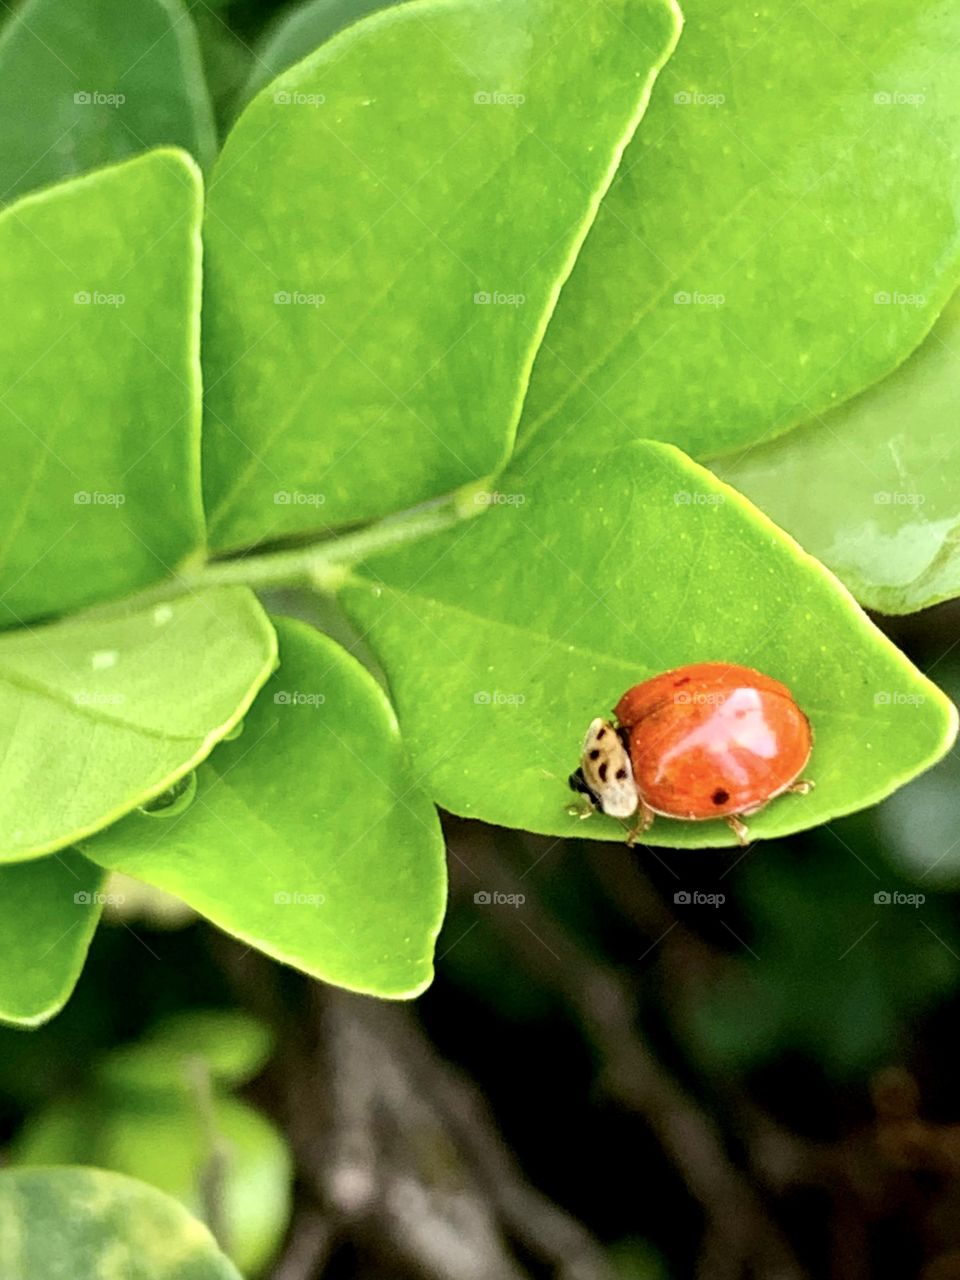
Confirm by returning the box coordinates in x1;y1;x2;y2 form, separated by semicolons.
90;649;118;670
153;604;174;626
138;770;198;819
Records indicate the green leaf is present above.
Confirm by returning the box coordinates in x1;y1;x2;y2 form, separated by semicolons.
0;149;205;628
0;0;216;203
188;5;257;138
714;292;960;615
517;0;960;463
15;1090;291;1276
340;440;957;847
83;618;447;996
201;0;681;550
880;749;960;889
0;852;104;1027
99;1095;290;1277
0;1166;241;1280
240;0;407;108
98;1010;273;1094
0;587;277;862
878;669;960;887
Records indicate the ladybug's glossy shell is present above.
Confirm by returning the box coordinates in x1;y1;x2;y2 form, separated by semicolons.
614;663;811;821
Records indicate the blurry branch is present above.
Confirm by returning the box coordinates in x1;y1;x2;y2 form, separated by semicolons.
447;827;809;1280
590;837;960;1280
583;842;721;984
183;1052;231;1256
214;937;617;1280
302;989;618;1280
873;1067;960;1175
584;846;837;1194
271;1211;335;1280
385;997;619;1280
869;1067;960;1280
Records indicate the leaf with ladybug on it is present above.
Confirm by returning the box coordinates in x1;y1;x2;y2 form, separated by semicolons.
339;438;957;848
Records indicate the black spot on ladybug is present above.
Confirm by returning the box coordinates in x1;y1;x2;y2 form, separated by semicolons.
615;768;628;780
674;676;690;686
588;748;601;761
712;788;730;806
598;763;609;783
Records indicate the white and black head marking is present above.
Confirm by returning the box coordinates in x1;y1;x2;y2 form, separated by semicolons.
568;718;638;818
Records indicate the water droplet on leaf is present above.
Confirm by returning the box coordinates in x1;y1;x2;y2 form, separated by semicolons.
138;770;198;819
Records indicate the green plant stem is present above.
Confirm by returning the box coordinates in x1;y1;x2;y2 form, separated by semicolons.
182;1054;230;1256
78;488;480;621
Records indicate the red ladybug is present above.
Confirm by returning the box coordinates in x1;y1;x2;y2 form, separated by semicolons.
568;662;813;845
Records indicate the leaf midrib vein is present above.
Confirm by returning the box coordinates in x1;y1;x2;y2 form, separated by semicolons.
0;664;203;743
362;581;926;727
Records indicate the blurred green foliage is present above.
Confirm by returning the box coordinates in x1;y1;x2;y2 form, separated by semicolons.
11;1009;291;1276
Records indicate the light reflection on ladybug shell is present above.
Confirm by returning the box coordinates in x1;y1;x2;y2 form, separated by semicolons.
614;663;812;821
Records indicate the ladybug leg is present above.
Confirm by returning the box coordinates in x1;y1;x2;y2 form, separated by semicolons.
624;799;655;847
787;778;815;796
725;814;750;846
